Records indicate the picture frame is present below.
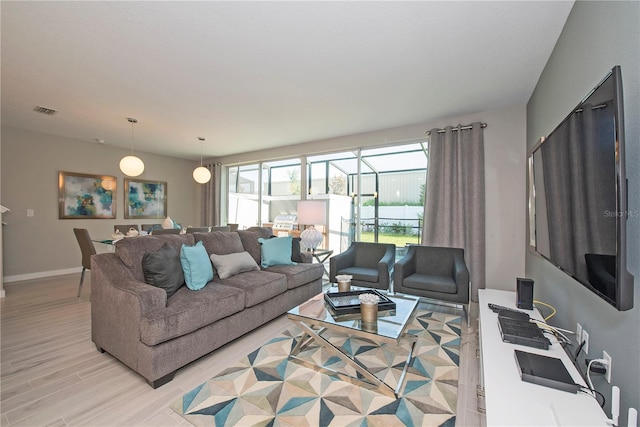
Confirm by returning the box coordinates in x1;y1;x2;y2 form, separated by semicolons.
58;171;116;219
124;178;167;219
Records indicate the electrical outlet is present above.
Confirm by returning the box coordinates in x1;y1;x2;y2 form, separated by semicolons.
582;329;589;354
26;209;34;217
576;323;583;344
603;351;612;383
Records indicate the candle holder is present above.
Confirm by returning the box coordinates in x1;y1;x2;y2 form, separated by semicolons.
359;293;380;323
336;274;352;292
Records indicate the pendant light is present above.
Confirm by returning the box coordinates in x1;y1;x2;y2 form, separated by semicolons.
119;118;145;177
193;137;211;184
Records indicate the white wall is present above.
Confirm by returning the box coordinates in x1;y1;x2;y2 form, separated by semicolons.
213;104;528;291
526;2;639;423
1;127;201;281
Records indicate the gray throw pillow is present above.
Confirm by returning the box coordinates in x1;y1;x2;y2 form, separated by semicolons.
291;237;303;263
142;243;185;298
210;251;260;279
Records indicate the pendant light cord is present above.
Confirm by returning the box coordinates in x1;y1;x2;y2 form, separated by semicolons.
198;137;205;167
128;117;138;155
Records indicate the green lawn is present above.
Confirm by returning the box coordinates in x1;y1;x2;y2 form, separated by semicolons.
359;232;419;246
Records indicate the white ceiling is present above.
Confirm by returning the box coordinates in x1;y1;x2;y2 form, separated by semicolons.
1;1;574;161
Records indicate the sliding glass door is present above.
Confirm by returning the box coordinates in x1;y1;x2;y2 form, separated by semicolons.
225;141;427;254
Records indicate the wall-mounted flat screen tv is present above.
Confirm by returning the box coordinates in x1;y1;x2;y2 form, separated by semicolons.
529;65;634;311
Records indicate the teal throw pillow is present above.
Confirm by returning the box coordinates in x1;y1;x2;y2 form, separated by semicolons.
180;241;214;290
258;236;297;268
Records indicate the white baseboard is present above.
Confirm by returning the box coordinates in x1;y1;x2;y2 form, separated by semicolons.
3;267;82;284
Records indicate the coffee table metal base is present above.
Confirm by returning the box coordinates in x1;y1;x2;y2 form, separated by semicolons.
287;319;417;398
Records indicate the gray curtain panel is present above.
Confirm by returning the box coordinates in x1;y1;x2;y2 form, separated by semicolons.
422;122;485;301
200;164;220;227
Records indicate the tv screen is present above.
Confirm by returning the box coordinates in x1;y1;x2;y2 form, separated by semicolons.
530;65;634;311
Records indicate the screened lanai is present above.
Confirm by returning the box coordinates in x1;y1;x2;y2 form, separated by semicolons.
226;141;428;254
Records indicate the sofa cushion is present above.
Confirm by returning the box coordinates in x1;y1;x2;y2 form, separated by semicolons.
194;231;244;255
258;236;296;268
139;283;245;346
116;234;195;281
237;230;263;265
264;263;323;290
215;270;287;307
180;241;214;290
210;251;260;279
141;243;185;299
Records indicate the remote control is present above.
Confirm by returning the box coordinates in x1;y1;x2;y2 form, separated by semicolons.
488;303;529;314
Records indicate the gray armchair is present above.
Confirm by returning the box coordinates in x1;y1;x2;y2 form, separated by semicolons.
330;242;395;290
394;245;469;318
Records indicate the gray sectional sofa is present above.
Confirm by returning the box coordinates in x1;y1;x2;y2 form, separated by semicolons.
91;228;323;388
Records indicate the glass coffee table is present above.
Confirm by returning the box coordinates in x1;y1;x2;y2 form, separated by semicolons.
287;290;420;398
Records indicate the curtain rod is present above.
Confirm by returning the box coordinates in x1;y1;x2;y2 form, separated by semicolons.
426;122;487;135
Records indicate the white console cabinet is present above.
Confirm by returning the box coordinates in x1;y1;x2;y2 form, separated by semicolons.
478;289;608;426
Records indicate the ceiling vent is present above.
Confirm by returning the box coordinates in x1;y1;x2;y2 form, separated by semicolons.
33;106;58;116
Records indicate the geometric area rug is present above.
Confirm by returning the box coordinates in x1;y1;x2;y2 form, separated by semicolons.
171;305;461;427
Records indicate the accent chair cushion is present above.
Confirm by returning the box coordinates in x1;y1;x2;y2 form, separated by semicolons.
141;243;185;299
210;251;260;279
180;241;214;290
336;266;378;283
258;236;296;268
403;273;458;294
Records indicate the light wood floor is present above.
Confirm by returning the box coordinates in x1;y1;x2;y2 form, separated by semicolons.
1;274;485;426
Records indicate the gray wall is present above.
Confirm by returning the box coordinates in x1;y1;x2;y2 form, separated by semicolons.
526;1;639;422
1;127;201;280
214;105;528;291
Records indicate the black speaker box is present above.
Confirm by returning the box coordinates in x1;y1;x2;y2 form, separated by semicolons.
517;278;534;310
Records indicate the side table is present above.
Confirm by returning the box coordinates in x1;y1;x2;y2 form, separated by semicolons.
309;249;333;278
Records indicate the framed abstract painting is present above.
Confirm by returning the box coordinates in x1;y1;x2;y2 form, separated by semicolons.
124;178;167;219
58;171;116;219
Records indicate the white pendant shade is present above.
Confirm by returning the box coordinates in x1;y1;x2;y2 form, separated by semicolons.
119;155;145;177
193;166;211;184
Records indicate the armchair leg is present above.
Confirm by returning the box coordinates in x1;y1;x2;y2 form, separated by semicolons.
463;304;470;330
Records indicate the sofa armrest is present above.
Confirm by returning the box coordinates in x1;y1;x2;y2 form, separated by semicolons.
92;253;167;315
394;246;417;284
379;245;396;274
299;251;313;263
453;252;470;302
91;253;169;371
329;244;357;282
377;245;396;289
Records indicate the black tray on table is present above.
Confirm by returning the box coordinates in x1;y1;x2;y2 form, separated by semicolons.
324;289;396;315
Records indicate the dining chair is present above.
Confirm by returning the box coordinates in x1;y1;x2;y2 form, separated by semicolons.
73;228;97;298
151;228;181;235
114;224;139;234
210;226;231;232
227;223;239;232
186;227;210;233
